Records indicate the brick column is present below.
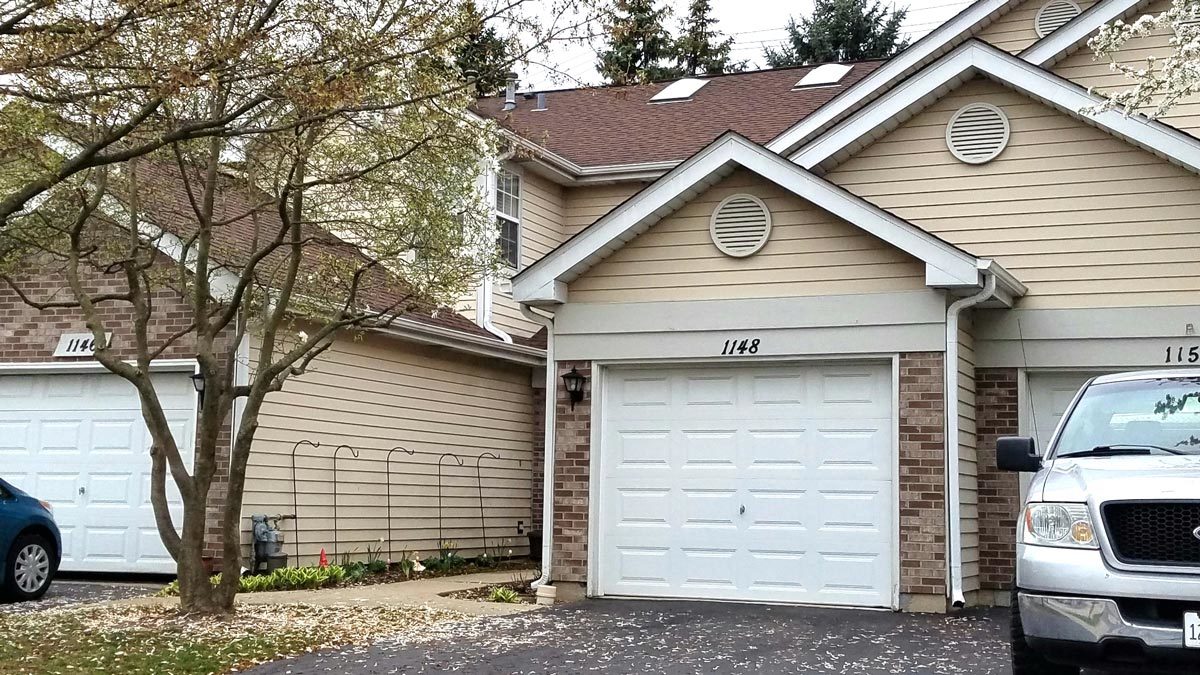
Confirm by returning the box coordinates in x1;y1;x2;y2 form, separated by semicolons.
977;368;1021;598
530;385;546;532
898;352;947;611
552;361;591;583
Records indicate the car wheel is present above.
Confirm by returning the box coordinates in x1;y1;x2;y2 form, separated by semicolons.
3;533;55;602
1011;588;1079;675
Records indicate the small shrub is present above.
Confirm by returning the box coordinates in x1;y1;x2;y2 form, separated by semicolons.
367;559;387;575
488;586;520;603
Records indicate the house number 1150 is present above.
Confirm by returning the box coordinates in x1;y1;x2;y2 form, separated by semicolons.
1165;346;1200;363
720;338;761;355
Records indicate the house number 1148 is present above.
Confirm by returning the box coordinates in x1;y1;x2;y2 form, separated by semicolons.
720;338;760;355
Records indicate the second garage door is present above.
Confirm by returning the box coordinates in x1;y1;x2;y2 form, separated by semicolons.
0;371;195;573
597;362;895;607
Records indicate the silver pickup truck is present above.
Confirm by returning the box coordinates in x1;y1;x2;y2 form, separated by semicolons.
999;370;1200;674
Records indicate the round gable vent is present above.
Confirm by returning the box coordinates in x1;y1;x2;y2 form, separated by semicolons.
710;194;772;257
1035;0;1081;37
946;103;1010;164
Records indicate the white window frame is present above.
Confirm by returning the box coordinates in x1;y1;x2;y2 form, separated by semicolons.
494;168;522;271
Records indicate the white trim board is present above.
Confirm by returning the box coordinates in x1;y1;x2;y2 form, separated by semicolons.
511;132;1023;305
1019;0;1157;67
766;0;1026;157
790;40;1200;178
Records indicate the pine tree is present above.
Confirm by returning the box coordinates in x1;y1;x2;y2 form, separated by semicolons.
674;0;746;76
597;0;681;85
763;0;909;67
455;2;513;96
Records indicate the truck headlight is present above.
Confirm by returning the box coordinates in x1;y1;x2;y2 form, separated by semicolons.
1023;503;1098;549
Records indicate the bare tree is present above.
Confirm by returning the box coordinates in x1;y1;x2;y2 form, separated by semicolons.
0;0;605;614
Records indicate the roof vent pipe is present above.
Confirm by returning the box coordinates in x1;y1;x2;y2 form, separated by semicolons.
534;93;547;111
504;73;519;111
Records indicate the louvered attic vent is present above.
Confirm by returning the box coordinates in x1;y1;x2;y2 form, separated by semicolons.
710;194;772;257
946;103;1010;164
1035;0;1081;37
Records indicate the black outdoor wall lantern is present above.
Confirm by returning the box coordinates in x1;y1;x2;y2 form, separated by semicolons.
562;367;587;410
191;372;206;406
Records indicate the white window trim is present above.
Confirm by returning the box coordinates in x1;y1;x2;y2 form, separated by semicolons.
494;167;523;272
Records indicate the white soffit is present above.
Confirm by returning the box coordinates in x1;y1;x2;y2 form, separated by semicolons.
791;40;1200;178
510;132;992;305
650;78;710;102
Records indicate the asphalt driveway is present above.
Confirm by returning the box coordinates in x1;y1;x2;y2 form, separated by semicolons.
251;599;1013;674
0;579;160;614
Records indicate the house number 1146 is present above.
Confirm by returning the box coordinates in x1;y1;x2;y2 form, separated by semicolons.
720;338;761;355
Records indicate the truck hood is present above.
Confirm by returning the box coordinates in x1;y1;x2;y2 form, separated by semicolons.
1034;455;1200;503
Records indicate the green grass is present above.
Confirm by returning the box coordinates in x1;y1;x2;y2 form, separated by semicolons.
0;602;462;675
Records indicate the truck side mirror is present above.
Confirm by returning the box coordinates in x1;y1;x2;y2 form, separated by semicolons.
997;436;1041;472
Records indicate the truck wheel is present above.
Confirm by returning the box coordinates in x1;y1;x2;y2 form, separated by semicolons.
1011;588;1079;675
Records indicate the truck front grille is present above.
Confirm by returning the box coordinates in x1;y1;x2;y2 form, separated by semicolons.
1102;501;1200;567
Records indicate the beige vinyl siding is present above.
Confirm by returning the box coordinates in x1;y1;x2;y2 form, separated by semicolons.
1052;0;1200;134
826;77;1200;309
563;182;647;237
491;170;566;337
243;331;535;566
976;0;1097;53
958;311;979;597
567;169;927;304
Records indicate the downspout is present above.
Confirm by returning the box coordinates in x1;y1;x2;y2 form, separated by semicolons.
477;275;513;343
521;303;555;589
944;268;996;609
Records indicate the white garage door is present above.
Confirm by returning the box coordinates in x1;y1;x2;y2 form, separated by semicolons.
0;371;195;573
598;362;895;608
1026;372;1108;452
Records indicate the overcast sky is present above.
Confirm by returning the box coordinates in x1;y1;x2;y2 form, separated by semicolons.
522;0;974;89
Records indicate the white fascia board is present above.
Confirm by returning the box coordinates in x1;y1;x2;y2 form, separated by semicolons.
512;133;983;303
766;0;1020;157
1020;0;1152;66
378;318;545;366
793;41;1200;176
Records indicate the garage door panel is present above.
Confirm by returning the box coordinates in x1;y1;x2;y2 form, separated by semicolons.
600;363;895;608
0;371;194;573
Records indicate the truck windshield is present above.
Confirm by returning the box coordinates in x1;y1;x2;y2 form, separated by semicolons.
1053;377;1200;458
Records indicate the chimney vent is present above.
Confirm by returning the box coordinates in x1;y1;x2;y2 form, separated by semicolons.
534;93;548;111
504;72;518;111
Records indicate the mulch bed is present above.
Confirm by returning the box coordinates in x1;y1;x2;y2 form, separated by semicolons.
442;580;537;605
342;559;535;588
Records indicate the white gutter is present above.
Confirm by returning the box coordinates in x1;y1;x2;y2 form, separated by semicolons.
944;269;996;609
476;275;514;344
376;316;543;366
520;303;555;590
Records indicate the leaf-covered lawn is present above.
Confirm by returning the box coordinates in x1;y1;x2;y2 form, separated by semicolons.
0;602;465;675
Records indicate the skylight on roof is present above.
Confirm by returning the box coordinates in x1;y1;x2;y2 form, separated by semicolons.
794;63;853;88
650;78;709;103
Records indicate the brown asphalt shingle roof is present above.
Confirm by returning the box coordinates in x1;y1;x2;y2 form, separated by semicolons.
127;161;513;344
473;60;887;169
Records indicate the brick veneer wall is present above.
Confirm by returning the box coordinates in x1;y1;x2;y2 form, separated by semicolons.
898;352;948;599
0;262;235;566
976;368;1021;591
531;385;546;533
552;361;591;583
548;355;955;605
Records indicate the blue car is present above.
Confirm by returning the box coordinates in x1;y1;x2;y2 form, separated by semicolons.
0;478;60;601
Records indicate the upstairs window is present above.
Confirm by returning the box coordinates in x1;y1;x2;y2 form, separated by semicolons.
495;169;521;269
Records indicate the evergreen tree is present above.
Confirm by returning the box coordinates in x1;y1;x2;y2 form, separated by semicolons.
456;2;514;96
597;0;681;85
674;0;746;76
764;0;909;67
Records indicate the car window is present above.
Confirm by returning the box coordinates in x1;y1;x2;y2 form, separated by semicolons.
1054;377;1200;457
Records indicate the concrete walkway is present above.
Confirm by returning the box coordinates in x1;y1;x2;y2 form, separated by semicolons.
122;569;541;617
